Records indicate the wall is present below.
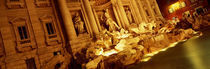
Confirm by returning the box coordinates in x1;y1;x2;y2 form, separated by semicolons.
0;0;67;69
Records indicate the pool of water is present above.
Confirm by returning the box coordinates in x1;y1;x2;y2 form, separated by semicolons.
129;28;210;69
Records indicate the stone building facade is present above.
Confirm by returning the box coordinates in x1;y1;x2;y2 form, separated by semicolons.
0;0;163;69
157;0;209;20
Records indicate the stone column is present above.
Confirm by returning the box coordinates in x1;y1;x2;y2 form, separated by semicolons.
113;5;125;28
111;0;130;29
92;9;102;32
145;0;156;21
153;0;163;17
81;0;99;35
131;0;143;23
113;6;123;28
137;0;148;22
58;0;77;40
117;0;130;29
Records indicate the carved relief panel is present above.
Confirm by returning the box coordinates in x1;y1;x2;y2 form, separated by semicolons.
35;0;51;7
39;15;61;46
6;0;25;8
10;17;36;52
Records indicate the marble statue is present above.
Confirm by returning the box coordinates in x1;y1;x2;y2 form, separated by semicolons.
147;20;156;32
101;9;120;31
74;12;85;34
138;22;148;33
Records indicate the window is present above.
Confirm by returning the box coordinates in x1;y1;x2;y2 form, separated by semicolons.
169;8;174;13
10;17;36;52
196;8;204;15
26;58;37;69
168;2;186;13
55;63;61;69
18;26;29;40
53;51;61;56
45;22;55;35
180;2;186;8
39;15;61;46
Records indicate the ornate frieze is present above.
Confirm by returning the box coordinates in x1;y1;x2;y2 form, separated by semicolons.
6;0;25;8
35;0;51;7
92;0;110;6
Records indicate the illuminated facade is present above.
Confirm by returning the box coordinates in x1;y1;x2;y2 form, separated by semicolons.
0;0;163;69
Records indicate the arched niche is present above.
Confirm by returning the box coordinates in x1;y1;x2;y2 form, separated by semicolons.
92;1;122;31
68;2;93;36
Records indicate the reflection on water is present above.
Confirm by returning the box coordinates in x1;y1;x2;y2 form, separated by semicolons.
184;36;205;69
129;28;210;69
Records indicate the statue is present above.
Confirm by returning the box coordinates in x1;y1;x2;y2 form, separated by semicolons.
101;9;120;32
138;22;148;33
125;7;133;23
147;20;156;32
74;12;85;34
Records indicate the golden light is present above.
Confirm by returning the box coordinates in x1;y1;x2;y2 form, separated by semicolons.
95;31;130;57
95;47;104;55
141;40;185;62
168;1;186;13
102;49;118;56
170;2;181;10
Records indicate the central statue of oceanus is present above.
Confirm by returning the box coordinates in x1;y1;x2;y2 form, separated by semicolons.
101;9;120;31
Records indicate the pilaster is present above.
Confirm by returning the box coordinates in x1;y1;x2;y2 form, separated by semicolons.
130;0;143;23
111;0;130;29
58;0;77;40
153;0;163;17
81;0;99;35
117;0;130;29
136;0;148;22
145;0;156;21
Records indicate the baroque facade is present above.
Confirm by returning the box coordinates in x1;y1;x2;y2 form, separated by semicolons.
0;0;163;69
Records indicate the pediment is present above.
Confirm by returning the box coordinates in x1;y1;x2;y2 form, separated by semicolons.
10;17;26;24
